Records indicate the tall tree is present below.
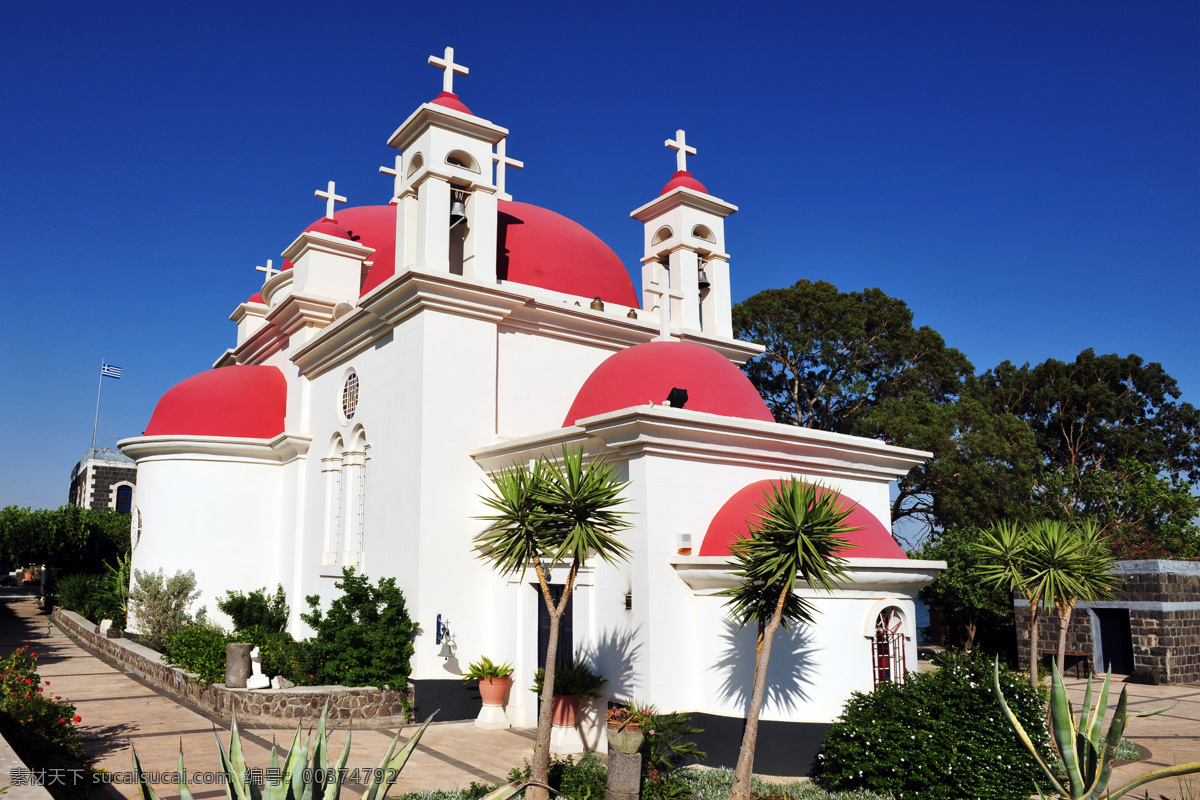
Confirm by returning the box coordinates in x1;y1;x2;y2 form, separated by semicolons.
718;480;854;800
732;280;972;431
475;448;631;800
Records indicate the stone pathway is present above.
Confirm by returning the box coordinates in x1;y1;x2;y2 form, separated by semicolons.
0;593;536;800
1062;674;1200;800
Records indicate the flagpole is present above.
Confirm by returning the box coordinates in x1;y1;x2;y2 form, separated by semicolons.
91;363;105;452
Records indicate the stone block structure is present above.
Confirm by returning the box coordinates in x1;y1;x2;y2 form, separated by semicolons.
68;447;137;511
1016;560;1200;684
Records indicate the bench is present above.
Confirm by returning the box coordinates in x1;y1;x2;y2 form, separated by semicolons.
1041;651;1091;679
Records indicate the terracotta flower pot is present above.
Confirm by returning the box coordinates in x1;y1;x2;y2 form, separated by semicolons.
478;676;512;706
551;694;579;726
607;722;644;754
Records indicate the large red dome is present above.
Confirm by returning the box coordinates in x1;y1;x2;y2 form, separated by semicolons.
563;341;773;426
700;479;907;559
144;365;286;439
294;203;638;307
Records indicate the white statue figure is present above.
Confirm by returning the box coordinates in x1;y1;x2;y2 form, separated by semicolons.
246;646;271;689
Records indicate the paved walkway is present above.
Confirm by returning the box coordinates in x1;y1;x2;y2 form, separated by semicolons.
1;593;1197;799
0;594;536;800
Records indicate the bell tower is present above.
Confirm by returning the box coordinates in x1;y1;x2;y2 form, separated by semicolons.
630;130;737;339
387;47;509;282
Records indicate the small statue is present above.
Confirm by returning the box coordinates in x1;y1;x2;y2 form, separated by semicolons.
246;646;271;689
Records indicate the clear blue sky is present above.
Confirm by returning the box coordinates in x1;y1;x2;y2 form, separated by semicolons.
2;1;1196;510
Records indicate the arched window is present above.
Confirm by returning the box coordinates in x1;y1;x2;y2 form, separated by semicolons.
321;427;370;570
692;224;716;242
407;153;424;177
651;226;673;246
445;150;480;172
114;484;134;513
321;434;345;567
872;606;907;686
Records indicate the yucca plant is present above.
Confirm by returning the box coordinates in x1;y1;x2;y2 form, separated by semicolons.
130;705;435;800
992;658;1200;799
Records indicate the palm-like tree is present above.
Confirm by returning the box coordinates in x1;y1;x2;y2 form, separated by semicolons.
976;519;1115;686
475;447;631;800
718;479;856;800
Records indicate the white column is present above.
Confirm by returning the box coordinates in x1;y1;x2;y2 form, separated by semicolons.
466;188;498;281
668;248;702;331
416;178;452;273
393;190;418;275
321;457;341;566
703;256;732;337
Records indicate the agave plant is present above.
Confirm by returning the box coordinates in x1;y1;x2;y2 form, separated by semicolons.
993;658;1200;799
130;704;435;800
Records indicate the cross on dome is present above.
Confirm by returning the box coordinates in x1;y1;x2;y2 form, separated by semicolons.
315;180;346;220
428;46;469;94
380;155;402;204
492;139;523;202
665;129;697;173
255;258;280;286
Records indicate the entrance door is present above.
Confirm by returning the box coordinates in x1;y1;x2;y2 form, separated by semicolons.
1094;608;1134;674
536;584;573;669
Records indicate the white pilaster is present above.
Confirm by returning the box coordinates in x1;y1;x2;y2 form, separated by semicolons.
416;178;452;273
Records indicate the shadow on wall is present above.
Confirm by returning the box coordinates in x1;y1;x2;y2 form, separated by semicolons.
578;626;642;700
713;618;819;713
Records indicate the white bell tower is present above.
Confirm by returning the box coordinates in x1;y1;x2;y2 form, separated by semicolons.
387;47;509;282
630;130;737;339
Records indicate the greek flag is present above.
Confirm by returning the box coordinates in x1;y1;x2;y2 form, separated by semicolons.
101;363;122;379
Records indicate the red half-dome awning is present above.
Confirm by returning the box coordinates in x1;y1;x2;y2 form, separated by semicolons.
144;365;286;439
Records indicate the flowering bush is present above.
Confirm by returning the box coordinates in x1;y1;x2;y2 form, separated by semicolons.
811;651;1052;800
0;646;91;800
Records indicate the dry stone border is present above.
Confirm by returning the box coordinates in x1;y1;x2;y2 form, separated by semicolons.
52;608;413;726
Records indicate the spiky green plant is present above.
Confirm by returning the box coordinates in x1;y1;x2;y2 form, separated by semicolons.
992;658;1200;799
130;705;435;800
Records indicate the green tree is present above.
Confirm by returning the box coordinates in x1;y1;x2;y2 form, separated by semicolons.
475;447;631;800
717;479;854;800
913;526;1012;652
0;505;130;572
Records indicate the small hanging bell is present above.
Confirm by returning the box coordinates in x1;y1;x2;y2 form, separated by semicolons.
697;266;711;290
438;642;455;658
449;196;467;229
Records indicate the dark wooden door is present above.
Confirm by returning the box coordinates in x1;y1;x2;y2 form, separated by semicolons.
536;584;573;670
1095;608;1134;674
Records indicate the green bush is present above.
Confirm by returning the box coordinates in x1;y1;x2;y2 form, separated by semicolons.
679;768;890;800
811;651;1052;800
299;567;418;688
0;505;130;573
128;568;199;652
238;624;304;683
0;646;91;800
508;753;609;800
218;584;289;632
163;621;233;684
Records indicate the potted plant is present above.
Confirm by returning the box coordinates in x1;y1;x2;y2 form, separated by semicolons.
532;660;605;727
605;701;654;754
461;656;514;706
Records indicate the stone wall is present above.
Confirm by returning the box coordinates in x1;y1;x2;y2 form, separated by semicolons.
1015;604;1095;677
53;608;413;725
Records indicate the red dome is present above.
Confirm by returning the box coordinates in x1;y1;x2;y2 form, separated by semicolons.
430;91;473;115
307;219;349;239
247;291;264;304
144;365;286;439
290;203;637;306
498;201;638;307
700;479;907;559
660;171;708;196
563;341;773;426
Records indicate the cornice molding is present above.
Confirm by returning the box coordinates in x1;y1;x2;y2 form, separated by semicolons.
119;432;312;466
387;104;508;151
670;556;945;595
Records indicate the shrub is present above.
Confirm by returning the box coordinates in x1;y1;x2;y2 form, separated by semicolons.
163;621;234;684
679;768;890;800
238;624;304;683
217;584;289;631
128;568;199;652
0;505;130;573
299;567;418;687
0;646;91;800
508;753;609;800
811;650;1052;800
643;710;705;784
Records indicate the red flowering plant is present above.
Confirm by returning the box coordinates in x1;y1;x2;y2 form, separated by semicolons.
605;700;655;731
0;646;92;800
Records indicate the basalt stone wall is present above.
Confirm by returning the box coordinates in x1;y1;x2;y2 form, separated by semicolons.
53;608;413;724
1016;560;1200;684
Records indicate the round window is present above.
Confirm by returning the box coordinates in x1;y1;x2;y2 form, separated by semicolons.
341;370;359;421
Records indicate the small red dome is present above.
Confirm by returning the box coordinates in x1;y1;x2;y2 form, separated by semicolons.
247;291;264;304
281;258;294;271
700;479;907;559
144;365;286;439
498;201;638;307
660;171;708;196
563;341;773;426
430;91;473;115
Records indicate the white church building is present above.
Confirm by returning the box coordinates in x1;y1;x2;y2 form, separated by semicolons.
119;48;943;774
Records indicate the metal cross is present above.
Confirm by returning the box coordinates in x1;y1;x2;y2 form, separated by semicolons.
665;129;696;173
315;180;346;220
492;139;524;201
255;258;280;285
380;155;402;203
428;46;469;94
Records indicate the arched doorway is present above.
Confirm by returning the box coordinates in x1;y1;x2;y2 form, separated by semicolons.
872;606;907;686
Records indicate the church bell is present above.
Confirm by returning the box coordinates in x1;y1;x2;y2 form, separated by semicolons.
449;195;467;229
697;265;711;290
437;641;455;658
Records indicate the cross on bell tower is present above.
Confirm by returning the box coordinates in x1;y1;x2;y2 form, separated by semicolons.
428;46;469;94
315;181;346;220
665;130;696;173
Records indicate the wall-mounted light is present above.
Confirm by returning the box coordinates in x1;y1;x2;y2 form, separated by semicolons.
677;533;693;556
